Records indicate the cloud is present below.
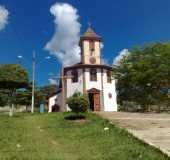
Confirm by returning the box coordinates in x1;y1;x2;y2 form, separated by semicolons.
0;6;9;31
101;58;109;65
45;3;81;66
48;78;58;85
100;43;104;49
113;49;130;65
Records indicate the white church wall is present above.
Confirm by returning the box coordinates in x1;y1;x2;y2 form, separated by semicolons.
85;68;102;91
48;95;57;112
83;40;90;64
83;41;100;64
103;69;117;111
66;69;83;98
48;93;62;112
94;41;101;64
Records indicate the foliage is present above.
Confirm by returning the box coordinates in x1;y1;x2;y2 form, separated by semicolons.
0;113;168;160
0;64;28;89
15;88;32;106
39;84;57;104
0;64;28;115
15;83;46;108
0;65;57;110
113;43;170;112
67;92;89;114
0;89;10;106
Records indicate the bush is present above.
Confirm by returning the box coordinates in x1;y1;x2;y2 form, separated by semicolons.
67;92;89;114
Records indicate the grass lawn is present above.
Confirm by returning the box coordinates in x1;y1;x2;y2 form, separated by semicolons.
0;113;169;160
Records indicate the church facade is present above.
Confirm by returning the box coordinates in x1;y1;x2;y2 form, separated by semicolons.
48;26;117;112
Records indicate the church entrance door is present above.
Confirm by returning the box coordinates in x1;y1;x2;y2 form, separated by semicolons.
87;88;100;111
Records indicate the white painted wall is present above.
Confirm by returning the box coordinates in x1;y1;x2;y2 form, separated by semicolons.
66;69;83;98
48;93;62;112
64;67;117;112
83;40;101;64
103;69;117;111
94;41;101;64
85;68;102;90
83;41;90;64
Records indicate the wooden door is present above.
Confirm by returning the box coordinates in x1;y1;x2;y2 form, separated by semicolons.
94;93;100;111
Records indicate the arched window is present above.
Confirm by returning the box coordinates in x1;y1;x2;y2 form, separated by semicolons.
71;70;78;83
107;70;112;83
89;40;95;51
89;40;95;56
90;69;97;81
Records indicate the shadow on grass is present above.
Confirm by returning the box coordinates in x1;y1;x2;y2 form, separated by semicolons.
64;112;86;120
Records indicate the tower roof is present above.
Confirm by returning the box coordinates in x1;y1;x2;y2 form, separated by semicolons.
80;24;102;44
83;25;100;38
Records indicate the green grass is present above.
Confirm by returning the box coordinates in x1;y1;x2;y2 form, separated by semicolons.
0;113;169;160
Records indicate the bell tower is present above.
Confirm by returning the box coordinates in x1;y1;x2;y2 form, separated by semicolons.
79;25;102;65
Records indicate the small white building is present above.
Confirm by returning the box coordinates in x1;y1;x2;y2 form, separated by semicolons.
48;26;117;112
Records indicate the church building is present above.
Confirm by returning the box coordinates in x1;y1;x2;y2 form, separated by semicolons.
48;26;117;112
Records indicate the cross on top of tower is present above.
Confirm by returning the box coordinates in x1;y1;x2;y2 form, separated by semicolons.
88;22;91;28
83;23;100;38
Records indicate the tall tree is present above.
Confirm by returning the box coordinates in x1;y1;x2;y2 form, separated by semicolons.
113;43;170;112
0;89;10;106
14;82;56;112
40;84;57;103
15;84;44;111
0;64;28;116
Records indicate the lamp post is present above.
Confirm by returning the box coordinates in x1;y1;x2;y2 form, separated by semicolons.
31;51;36;113
17;51;51;113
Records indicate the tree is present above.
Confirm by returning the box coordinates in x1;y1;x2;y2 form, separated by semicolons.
15;83;46;111
40;84;57;104
0;64;28;116
0;89;10;106
113;43;170;112
67;92;89;114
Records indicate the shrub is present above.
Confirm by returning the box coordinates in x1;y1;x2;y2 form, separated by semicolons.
67;92;89;114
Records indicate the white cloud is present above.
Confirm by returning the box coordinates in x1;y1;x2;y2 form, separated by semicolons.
45;3;81;66
101;58;109;65
48;78;58;85
100;43;104;49
0;6;9;31
113;49;130;65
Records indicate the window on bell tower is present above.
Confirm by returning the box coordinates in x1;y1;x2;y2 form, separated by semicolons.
71;70;78;83
89;40;95;56
107;70;112;83
90;69;97;81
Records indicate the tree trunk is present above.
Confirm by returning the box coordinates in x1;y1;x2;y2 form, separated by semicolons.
9;103;14;117
8;89;15;117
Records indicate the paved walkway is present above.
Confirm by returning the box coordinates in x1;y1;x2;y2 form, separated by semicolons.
97;112;170;157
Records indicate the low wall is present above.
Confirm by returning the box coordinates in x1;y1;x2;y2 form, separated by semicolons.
0;106;28;113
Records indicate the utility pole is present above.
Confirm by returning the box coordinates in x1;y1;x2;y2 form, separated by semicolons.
61;67;65;111
31;51;36;113
49;67;73;112
17;52;51;113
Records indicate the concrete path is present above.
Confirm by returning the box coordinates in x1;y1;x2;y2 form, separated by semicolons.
97;112;170;157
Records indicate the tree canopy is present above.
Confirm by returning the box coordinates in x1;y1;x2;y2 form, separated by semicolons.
113;43;170;111
0;64;28;89
0;64;28;115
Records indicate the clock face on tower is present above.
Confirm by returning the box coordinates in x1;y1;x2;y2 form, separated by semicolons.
89;57;96;64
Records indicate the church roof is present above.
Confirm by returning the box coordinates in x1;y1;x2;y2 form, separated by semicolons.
79;24;102;43
83;25;100;38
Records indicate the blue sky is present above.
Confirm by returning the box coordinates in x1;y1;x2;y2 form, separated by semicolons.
0;0;170;86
